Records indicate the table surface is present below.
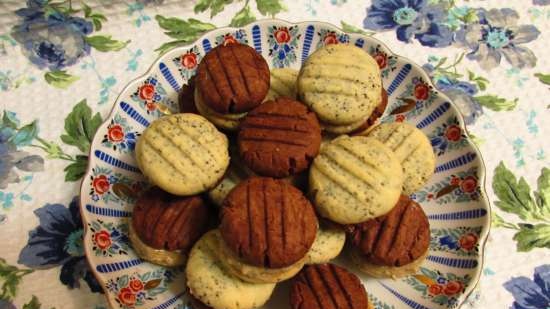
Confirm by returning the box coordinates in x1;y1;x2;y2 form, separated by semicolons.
0;0;549;308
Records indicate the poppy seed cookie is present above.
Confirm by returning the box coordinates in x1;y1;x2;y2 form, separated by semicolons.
305;220;346;264
130;187;210;266
347;195;430;278
238;97;322;177
309;135;403;224
135;113;230;196
297;44;382;126
349;87;389;135
366;122;435;194
265;68;298;101
290;264;371;309
196;43;270;114
186;230;275;309
220;177;318;268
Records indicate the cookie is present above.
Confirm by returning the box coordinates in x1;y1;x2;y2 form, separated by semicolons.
305;220;346;264
347;195;430;277
238;97;322;177
179;75;198;114
130;187;210;266
309;135;403;224
189;294;213;309
350;248;428;279
135;113;230;195
366;122;435;194
196;43;270;114
297;44;382;126
220;177;318;268
265;68;298;101
195;88;246;131
216;229;305;283
290;264;371;309
349;87;389;135
186;230;275;309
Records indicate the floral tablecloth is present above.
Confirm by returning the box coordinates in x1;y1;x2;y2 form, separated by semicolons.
0;0;549;308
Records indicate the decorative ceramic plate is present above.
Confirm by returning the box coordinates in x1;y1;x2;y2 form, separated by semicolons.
81;19;490;309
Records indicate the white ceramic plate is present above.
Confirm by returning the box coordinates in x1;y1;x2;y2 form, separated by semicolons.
81;19;490;309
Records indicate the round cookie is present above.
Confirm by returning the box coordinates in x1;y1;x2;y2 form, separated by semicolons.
186;230;275;309
366;122;435;194
195;88;246;131
349;87;389;135
297;44;382;126
238;97;322;177
347;195;430;278
290;263;372;309
265;68;298;101
196;43;270;114
135;113;230;195
220;177;318;268
130;187;210;267
309;135;403;224
216;229;305;283
305;220;346;264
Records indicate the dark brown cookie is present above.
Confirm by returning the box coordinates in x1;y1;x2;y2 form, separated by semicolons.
178;75;198;114
220;176;318;268
350;87;388;135
196;43;270;114
132;187;210;253
346;195;430;267
238;97;321;177
290;263;369;309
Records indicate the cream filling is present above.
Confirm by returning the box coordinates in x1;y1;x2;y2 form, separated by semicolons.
217;230;305;284
128;223;186;267
194;88;247;130
350;248;429;279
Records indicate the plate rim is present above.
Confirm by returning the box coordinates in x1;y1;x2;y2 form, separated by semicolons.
79;18;491;309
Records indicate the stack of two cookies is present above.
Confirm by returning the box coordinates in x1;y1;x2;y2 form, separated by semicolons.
309;121;436;278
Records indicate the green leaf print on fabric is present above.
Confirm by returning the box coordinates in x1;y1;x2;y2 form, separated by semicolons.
230;4;257;27
61;100;103;153
256;0;287;17
84;35;130;52
194;0;234;18
474;95;518;111
534;73;550;85
155;16;216;54
492;162;550;251
44;71;79;89
514;224;550;251
83;4;107;31
64;155;89;182
0;258;33;301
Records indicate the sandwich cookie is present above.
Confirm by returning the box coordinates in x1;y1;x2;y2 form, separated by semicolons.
290;263;373;309
297;44;382;130
135;113;230;196
186;230;275;309
238;97;322;178
220;176;318;283
130;187;210;267
347;195;430;278
366;122;435;194
309;135;403;224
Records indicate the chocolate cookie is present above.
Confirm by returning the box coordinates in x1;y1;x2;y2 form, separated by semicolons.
220;177;318;268
290;264;370;309
346;195;430;267
196;43;270;114
132;187;210;253
178;75;198;114
238;97;322;177
189;294;213;309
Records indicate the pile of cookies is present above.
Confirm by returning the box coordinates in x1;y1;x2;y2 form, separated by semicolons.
130;42;436;309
